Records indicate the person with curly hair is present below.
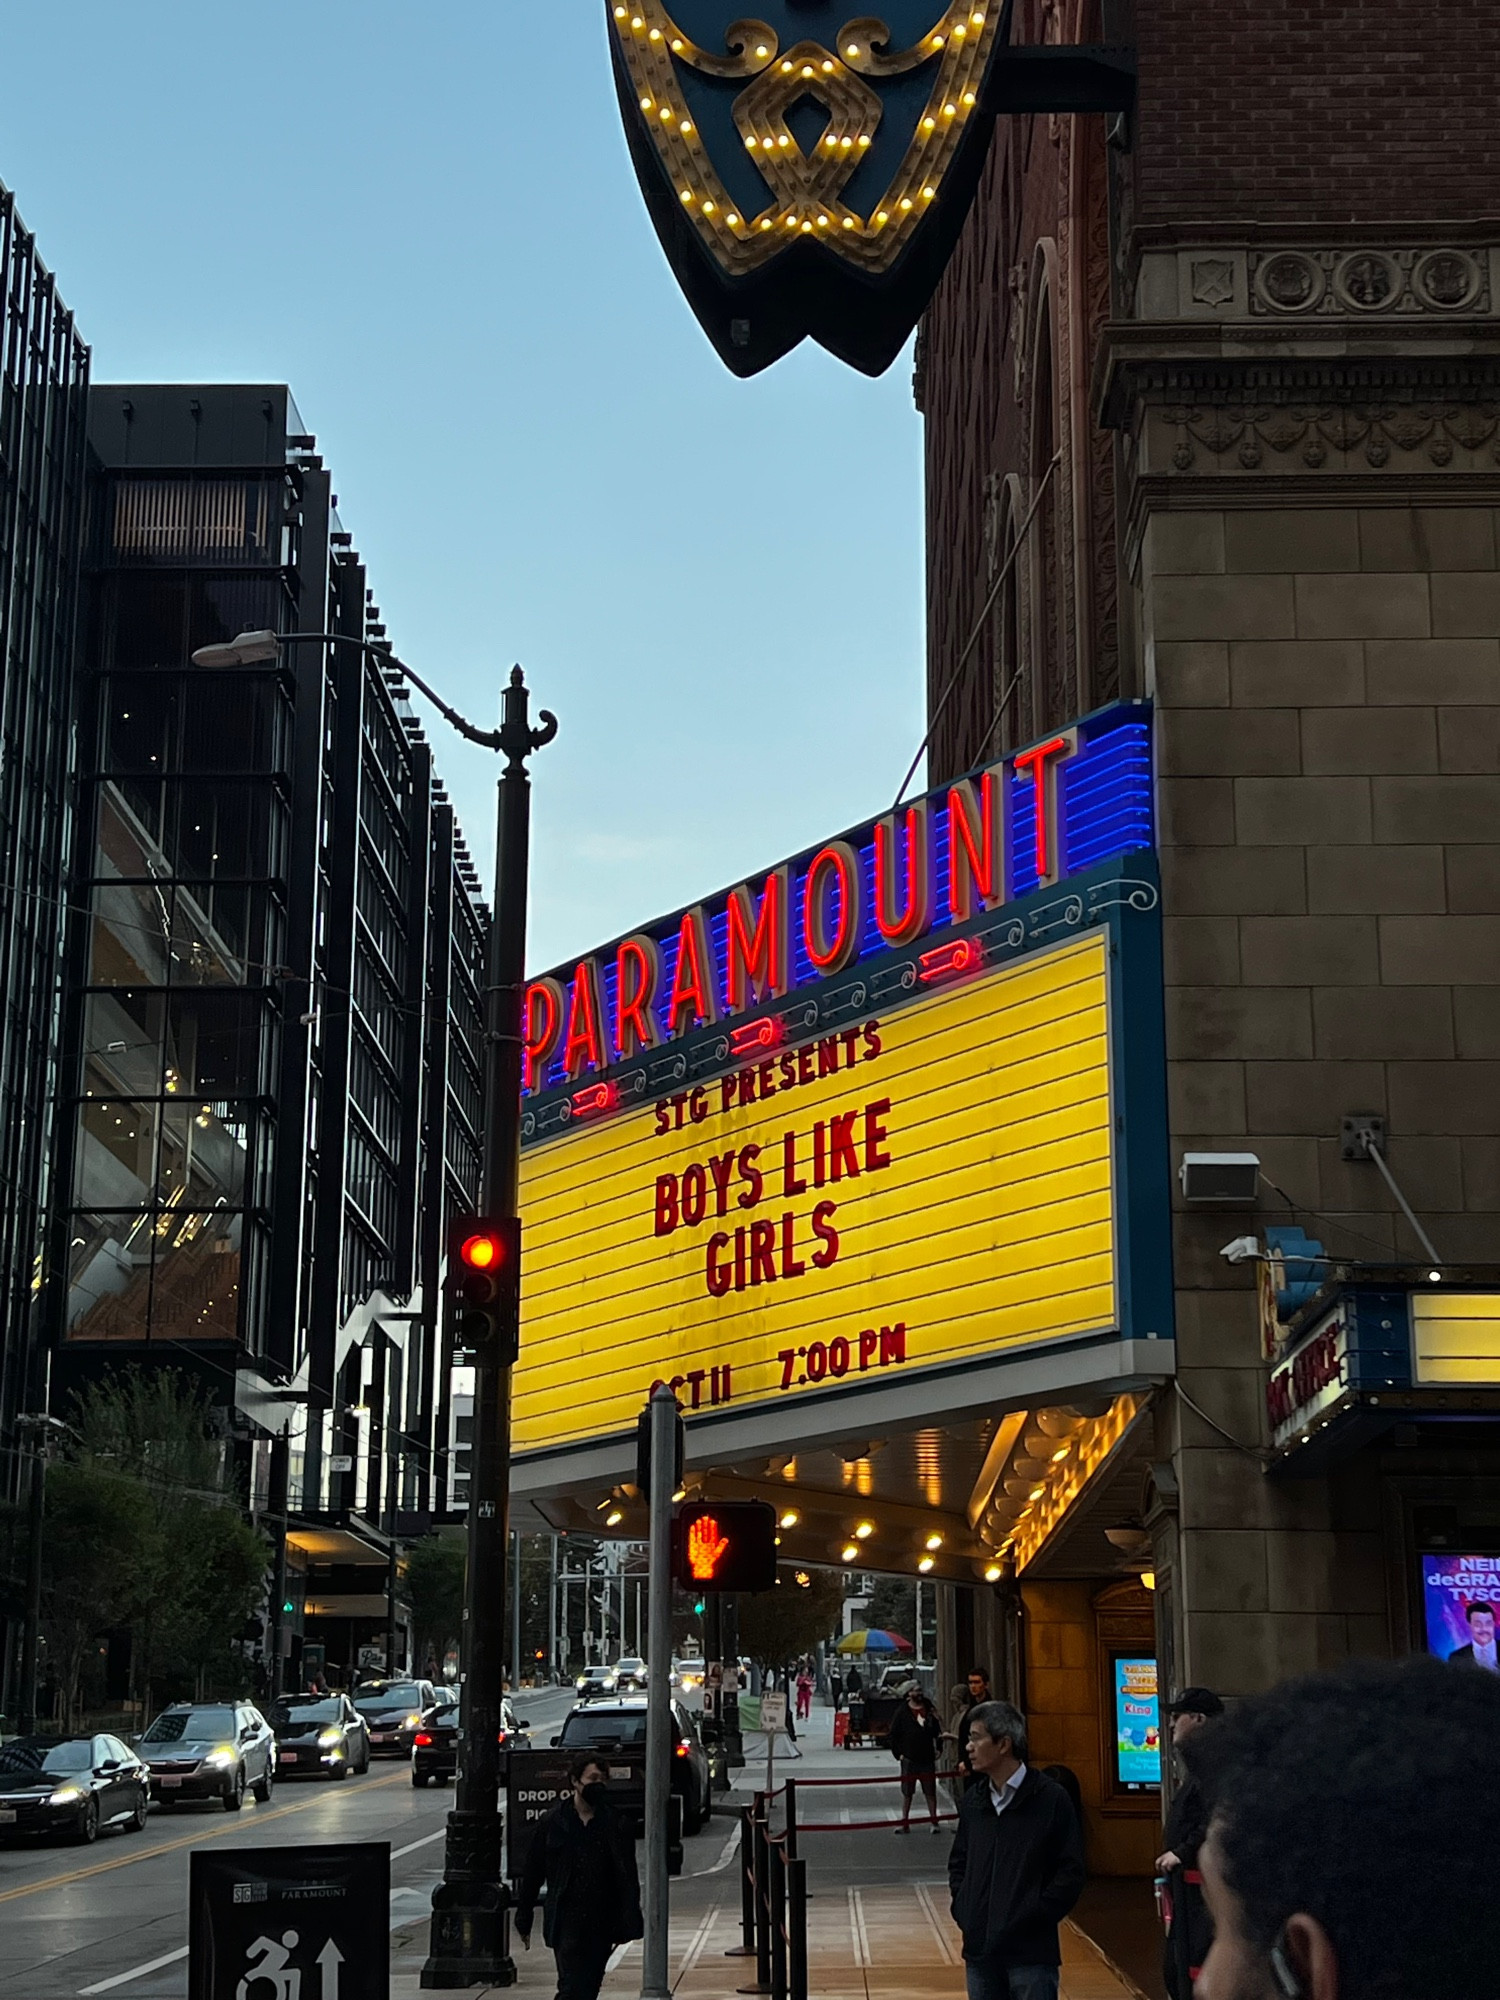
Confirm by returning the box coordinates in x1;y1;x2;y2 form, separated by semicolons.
1192;1654;1500;2000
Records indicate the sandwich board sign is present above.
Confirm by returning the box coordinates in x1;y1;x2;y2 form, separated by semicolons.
189;1844;388;1999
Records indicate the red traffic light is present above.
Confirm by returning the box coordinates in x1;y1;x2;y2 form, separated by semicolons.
459;1231;505;1273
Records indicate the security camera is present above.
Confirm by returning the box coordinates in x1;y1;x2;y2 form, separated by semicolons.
1219;1236;1264;1265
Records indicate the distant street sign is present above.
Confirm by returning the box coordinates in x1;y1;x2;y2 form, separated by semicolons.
189;1844;388;2000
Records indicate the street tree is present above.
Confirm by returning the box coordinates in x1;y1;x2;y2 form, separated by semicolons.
406;1529;466;1675
737;1565;845;1667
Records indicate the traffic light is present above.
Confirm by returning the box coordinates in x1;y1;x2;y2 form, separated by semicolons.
446;1215;521;1362
671;1500;777;1594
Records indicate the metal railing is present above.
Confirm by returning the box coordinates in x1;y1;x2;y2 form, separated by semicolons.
730;1792;809;2000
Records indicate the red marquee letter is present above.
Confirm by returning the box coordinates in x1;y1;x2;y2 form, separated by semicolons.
725;870;789;1013
874;802;933;946
947;767;1007;920
615;934;662;1059
523;976;565;1092
667;907;719;1038
1012;729;1077;886
561;958;606;1079
801;841;862;974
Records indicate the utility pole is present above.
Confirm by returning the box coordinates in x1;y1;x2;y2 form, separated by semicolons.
421;667;556;1990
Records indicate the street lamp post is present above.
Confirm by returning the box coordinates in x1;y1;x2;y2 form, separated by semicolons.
193;628;556;1987
15;1412;67;1735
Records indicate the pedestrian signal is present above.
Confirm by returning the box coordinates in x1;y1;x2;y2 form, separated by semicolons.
671;1500;777;1594
446;1215;521;1362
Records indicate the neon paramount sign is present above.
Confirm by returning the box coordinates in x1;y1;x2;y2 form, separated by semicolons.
522;702;1154;1106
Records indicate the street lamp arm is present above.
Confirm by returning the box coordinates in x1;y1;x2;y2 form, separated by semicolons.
192;627;559;757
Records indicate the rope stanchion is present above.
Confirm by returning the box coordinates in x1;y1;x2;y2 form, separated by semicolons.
753;1809;773;1993
785;1777;798;1861
726;1804;757;1959
768;1838;789;2000
787;1855;808;2000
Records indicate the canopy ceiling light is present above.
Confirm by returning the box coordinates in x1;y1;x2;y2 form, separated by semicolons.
607;2;1135;376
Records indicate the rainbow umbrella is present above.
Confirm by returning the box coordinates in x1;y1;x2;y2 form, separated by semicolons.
835;1628;913;1655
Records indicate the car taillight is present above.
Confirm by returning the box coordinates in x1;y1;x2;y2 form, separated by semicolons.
414;1733;433;1747
675;1742;690;1758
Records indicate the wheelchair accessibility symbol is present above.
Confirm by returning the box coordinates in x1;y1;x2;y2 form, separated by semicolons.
236;1931;345;2000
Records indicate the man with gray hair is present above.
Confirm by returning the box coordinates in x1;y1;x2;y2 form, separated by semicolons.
948;1699;1086;2000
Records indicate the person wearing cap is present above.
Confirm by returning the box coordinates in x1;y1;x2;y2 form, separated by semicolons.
1156;1687;1224;2000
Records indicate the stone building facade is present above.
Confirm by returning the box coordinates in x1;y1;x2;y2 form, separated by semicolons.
922;0;1500;1718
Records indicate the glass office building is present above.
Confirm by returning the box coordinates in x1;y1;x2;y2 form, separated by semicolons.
51;387;487;1592
0;182;90;1709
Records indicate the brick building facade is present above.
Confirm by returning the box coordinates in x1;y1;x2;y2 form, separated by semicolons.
922;0;1500;1852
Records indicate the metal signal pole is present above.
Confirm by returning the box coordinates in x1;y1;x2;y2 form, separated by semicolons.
422;666;557;1990
641;1385;678;2000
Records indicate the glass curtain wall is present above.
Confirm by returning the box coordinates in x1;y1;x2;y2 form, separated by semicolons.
65;569;291;1346
0;184;88;1489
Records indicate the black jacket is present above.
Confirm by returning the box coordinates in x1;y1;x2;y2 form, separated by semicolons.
887;1706;945;1769
948;1767;1086;1968
515;1797;643;1950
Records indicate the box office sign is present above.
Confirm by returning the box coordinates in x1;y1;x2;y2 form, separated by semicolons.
512;708;1169;1461
189;1845;388;2000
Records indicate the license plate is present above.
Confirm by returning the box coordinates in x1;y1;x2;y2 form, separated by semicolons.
372;1733;393;1743
609;1766;631;1781
0;1809;16;1824
280;1753;299;1763
160;1777;182;1789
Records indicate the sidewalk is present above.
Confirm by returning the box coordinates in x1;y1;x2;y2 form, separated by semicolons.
390;1702;1145;2000
601;1891;1143;2000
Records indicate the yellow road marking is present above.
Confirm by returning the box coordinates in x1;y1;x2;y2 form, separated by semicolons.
0;1769;412;1906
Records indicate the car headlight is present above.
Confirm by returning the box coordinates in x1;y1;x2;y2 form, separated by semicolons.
404;1714;421;1729
204;1747;236;1769
318;1728;343;1748
48;1785;85;1805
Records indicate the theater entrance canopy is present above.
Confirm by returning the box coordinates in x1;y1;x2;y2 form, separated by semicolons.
512;701;1175;1581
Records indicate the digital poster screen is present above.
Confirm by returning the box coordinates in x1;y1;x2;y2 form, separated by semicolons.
1112;1656;1161;1789
1421;1554;1500;1670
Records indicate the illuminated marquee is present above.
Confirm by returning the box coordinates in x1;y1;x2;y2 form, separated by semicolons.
513;702;1168;1463
523;702;1152;1114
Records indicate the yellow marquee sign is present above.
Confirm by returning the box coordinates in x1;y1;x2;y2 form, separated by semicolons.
514;930;1117;1455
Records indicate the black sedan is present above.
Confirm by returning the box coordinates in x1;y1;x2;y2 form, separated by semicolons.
352;1678;438;1757
411;1697;528;1788
269;1694;371;1778
554;1697;711;1835
0;1734;148;1845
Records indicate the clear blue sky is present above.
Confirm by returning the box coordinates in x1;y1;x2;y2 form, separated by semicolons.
5;2;926;972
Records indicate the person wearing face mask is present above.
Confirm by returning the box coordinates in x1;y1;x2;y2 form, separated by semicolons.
515;1754;644;2000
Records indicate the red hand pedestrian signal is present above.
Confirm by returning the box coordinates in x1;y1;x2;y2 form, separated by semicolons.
687;1516;731;1582
670;1500;777;1594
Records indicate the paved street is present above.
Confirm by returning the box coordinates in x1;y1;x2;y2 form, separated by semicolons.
1;1686;582;1999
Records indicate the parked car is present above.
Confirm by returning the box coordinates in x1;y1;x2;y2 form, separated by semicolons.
613;1657;649;1691
269;1693;371;1778
352;1678;437;1756
553;1696;710;1834
411;1696;529;1787
0;1734;149;1845
139;1702;275;1810
574;1666;618;1701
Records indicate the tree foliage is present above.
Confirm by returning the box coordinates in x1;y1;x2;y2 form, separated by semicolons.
737;1566;846;1667
862;1576;917;1645
37;1368;268;1723
406;1530;466;1673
